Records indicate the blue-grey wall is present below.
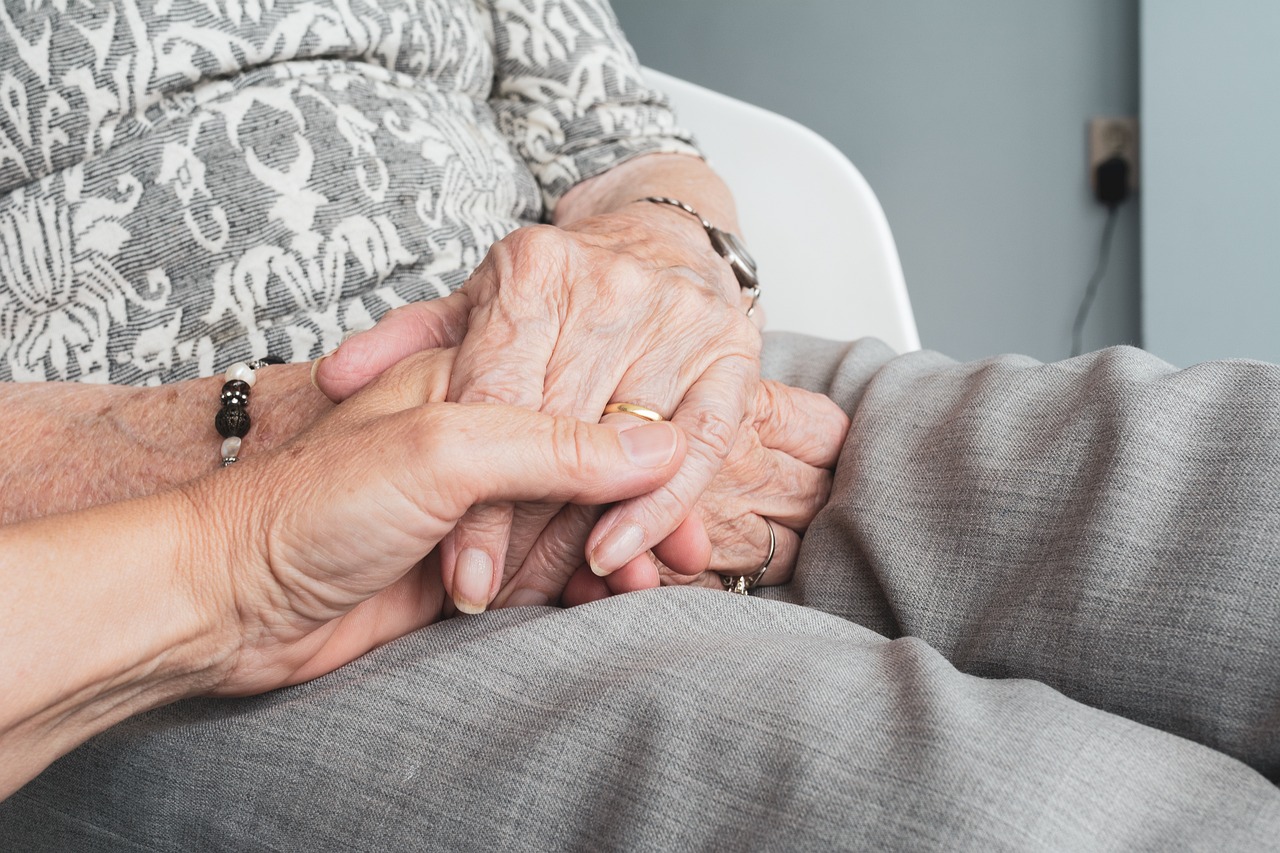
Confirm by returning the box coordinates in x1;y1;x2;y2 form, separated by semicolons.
612;0;1140;362
1142;0;1280;366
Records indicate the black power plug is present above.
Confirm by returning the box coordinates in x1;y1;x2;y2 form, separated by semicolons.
1094;155;1131;209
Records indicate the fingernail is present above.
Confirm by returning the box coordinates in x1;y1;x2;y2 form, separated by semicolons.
589;522;646;576
618;422;678;467
309;344;341;390
504;588;550;608
309;355;328;390
453;548;493;614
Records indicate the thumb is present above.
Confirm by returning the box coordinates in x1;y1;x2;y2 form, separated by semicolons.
425;409;686;512
247;409;686;620
423;410;685;615
314;293;471;402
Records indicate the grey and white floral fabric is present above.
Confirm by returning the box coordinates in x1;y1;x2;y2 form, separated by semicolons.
0;0;697;384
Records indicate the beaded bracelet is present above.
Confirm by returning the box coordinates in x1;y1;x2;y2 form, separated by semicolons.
216;356;283;467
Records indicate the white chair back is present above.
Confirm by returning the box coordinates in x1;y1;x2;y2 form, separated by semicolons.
642;67;920;351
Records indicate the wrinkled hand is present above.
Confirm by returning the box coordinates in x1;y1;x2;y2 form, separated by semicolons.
655;381;850;592
488;380;850;608
194;349;686;695
314;205;761;614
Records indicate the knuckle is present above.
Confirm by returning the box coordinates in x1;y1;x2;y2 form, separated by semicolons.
671;274;732;322
477;225;573;306
630;479;695;533
830;406;853;442
408;406;454;463
825;417;851;456
502;225;570;274
456;504;513;541
397;409;459;499
523;522;592;587
550;416;597;478
806;397;852;463
755;380;787;427
788;471;833;531
598;252;665;308
616;257;657;300
459;385;532;407
727;354;763;393
686;404;741;462
539;523;585;565
691;572;724;591
609;251;647;282
658;567;700;588
798;466;830;509
495;224;539;255
664;270;711;303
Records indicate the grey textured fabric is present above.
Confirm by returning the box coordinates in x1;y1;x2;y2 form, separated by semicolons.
3;598;1280;852
0;0;697;383
760;333;1280;782
3;334;1279;851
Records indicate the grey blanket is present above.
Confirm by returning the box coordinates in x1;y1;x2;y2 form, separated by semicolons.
2;333;1279;851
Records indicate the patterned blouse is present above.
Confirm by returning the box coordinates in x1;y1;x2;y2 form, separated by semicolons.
0;0;697;384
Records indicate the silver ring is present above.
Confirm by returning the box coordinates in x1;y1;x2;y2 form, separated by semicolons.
722;518;776;595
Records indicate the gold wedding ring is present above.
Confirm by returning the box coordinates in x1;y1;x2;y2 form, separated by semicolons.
603;402;664;423
723;518;776;596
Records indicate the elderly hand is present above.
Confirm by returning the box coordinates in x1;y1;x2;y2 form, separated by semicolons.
314;203;761;614
195;349;688;693
655;380;850;593
486;380;850;608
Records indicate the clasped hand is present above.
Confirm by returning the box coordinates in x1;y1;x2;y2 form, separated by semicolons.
201;348;687;694
315;206;849;611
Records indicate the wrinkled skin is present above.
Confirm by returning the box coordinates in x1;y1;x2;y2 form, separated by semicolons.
554;380;850;606
316;204;764;612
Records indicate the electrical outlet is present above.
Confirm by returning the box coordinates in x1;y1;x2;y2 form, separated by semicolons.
1089;117;1138;194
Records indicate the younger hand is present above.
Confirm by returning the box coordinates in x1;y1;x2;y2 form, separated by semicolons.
195;349;687;694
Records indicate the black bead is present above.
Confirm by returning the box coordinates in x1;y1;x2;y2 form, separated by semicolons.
215;405;250;438
220;380;250;407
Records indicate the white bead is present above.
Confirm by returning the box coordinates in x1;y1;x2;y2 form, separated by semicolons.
221;436;242;459
224;361;257;387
